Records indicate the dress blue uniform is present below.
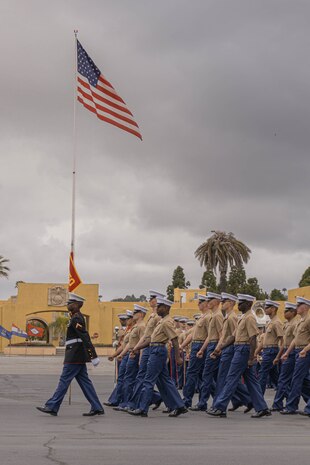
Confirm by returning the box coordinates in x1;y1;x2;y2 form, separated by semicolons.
42;295;103;415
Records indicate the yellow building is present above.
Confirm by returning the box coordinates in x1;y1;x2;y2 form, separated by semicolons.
1;283;310;354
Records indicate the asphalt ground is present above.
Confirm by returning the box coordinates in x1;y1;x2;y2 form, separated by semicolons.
0;356;309;465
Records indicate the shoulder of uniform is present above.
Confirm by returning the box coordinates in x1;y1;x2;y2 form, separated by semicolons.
71;313;84;327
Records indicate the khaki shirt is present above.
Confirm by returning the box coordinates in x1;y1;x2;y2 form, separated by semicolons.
192;311;212;341
123;326;133;346
178;331;187;345
144;313;161;340
257;333;265;345
263;315;284;347
235;310;258;343
151;315;178;344
128;321;145;349
293;314;310;347
283;316;299;347
115;327;126;347
222;311;238;345
185;328;194;356
208;309;224;341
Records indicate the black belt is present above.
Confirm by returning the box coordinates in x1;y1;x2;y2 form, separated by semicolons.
150;342;166;346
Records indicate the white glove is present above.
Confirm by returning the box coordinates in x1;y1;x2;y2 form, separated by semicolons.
91;357;100;367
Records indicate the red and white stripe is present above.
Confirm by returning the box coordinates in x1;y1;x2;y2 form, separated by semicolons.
77;73;142;140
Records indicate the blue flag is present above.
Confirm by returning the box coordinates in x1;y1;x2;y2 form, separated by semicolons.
0;325;12;340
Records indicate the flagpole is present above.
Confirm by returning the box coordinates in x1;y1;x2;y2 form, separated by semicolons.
71;29;78;259
68;29;79;407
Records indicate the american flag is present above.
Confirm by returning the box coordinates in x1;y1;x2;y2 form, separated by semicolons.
77;40;142;140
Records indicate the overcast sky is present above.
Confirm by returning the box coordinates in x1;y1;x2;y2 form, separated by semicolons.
0;0;310;301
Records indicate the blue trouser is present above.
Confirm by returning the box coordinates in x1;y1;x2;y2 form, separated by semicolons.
272;350;296;410
119;352;140;408
183;342;206;407
108;354;129;405
169;346;178;386
197;342;218;410
127;347;161;410
212;345;251;408
45;363;103;413
258;347;279;394
213;345;268;413
285;349;310;412
139;345;185;414
177;352;185;389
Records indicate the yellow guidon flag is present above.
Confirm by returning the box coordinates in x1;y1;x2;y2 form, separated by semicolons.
69;252;82;292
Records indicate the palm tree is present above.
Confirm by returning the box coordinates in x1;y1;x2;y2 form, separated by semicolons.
49;316;69;344
0;256;10;278
195;231;251;292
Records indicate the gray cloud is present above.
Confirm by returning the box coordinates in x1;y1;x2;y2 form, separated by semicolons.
1;0;309;300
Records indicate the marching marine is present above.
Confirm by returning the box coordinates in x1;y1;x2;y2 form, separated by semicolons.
36;293;104;417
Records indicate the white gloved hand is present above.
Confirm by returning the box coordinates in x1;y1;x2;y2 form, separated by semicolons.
91;357;100;367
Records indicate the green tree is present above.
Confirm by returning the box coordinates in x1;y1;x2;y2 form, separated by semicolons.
166;266;191;301
195;231;251;292
0;256;10;279
243;277;268;300
111;294;147;302
227;265;247;295
299;267;310;288
270;289;287;301
199;270;218;292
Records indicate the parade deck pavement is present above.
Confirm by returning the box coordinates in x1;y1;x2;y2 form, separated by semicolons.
0;356;309;465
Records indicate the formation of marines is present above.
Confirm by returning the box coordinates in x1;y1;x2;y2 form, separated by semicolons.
104;290;310;418
36;290;310;419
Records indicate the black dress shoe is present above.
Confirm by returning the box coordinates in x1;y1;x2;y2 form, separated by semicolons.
168;407;188;417
188;405;206;411
113;406;127;412
36;406;57;416
206;409;227;418
162;407;172;413
251;409;271;418
83;409;105;416
244;403;253;413
152;400;162;411
127;409;148;417
299;411;310;417
279;409;297;415
103;401;117;407
228;404;242;412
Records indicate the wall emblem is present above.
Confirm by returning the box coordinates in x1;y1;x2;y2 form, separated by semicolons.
48;287;68;307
